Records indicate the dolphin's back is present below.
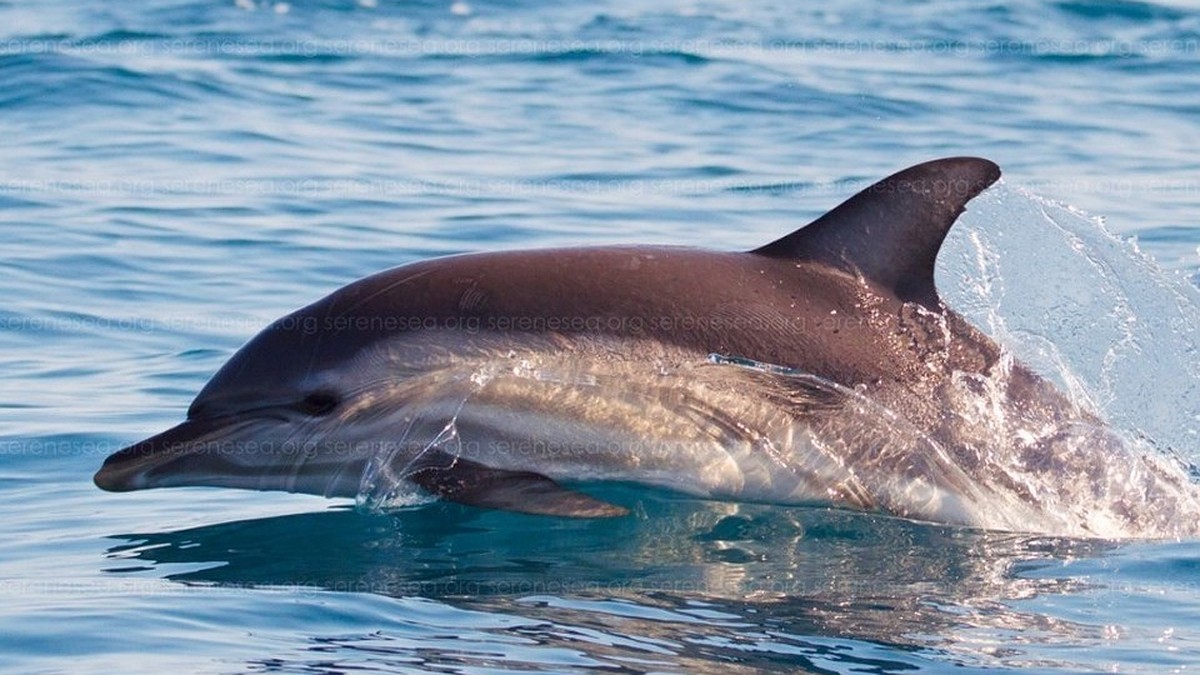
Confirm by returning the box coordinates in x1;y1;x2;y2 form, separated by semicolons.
261;158;1002;392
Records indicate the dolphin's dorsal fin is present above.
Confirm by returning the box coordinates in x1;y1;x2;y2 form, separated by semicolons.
752;157;1001;306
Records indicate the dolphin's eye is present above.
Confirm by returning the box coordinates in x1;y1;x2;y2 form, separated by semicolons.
298;391;339;416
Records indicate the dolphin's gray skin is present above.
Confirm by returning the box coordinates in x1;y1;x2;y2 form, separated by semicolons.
94;158;1200;536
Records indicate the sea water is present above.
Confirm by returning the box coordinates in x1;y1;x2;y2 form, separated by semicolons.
2;0;1200;672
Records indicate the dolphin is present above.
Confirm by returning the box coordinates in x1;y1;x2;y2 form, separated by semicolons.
94;157;1200;536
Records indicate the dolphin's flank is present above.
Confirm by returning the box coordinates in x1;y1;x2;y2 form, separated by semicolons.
94;157;1200;538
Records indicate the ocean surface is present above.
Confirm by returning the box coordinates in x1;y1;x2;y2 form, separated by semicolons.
3;0;1200;672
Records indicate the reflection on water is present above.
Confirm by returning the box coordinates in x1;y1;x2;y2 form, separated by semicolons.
102;490;1121;671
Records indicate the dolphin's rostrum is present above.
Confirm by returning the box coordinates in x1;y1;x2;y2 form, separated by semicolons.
94;158;1200;537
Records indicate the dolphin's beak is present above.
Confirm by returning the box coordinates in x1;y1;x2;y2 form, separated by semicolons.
94;416;252;492
94;414;369;498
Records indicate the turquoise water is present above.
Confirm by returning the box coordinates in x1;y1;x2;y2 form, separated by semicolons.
3;0;1200;671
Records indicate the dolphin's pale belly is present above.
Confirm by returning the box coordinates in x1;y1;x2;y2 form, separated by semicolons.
342;342;1021;529
325;337;1200;538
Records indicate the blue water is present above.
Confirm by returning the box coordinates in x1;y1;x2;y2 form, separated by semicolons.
3;0;1200;671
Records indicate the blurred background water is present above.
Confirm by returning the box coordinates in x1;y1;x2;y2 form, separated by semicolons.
2;0;1200;672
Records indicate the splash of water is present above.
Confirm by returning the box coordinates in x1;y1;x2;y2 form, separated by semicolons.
941;183;1200;462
